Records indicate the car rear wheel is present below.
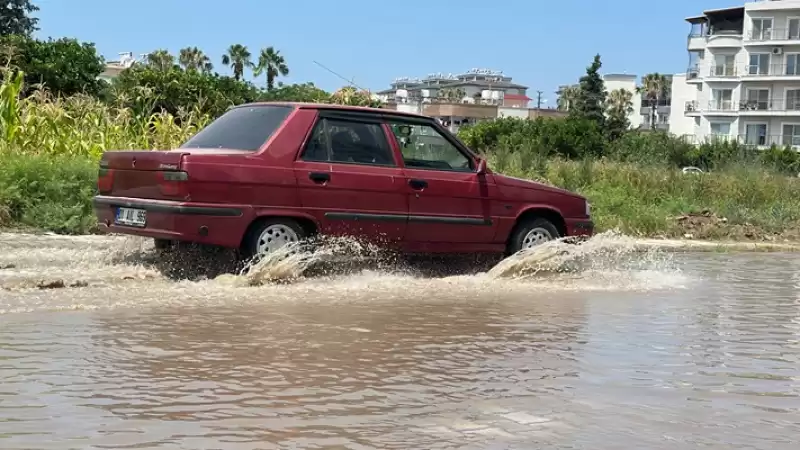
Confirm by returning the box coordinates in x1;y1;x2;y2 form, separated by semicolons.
508;217;561;254
242;218;307;261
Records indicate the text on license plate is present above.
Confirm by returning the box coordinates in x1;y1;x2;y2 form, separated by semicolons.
115;207;147;227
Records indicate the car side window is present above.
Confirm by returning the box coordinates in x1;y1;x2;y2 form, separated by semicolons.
300;118;396;166
302;121;328;161
387;123;473;172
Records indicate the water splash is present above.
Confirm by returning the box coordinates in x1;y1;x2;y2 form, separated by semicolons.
488;230;676;280
216;236;389;287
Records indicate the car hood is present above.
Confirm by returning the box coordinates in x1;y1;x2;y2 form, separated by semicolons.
492;173;586;200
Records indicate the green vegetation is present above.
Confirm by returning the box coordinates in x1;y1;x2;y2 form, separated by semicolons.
1;5;799;242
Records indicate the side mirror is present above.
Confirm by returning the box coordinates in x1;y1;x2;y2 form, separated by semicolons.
476;158;487;174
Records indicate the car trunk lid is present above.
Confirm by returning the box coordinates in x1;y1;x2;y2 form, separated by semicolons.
98;150;191;201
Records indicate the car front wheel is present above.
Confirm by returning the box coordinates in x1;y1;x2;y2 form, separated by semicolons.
507;217;561;254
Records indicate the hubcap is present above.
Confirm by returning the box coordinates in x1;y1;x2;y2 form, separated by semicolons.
522;227;554;249
256;224;300;257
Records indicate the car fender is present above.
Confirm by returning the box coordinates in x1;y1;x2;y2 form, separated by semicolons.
250;208;321;230
495;204;567;242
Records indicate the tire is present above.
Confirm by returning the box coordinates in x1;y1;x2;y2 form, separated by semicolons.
241;218;307;261
507;217;561;254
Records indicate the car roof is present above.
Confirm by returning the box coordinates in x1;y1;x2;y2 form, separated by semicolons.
233;101;434;120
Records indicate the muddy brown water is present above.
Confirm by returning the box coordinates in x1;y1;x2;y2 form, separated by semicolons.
0;232;798;449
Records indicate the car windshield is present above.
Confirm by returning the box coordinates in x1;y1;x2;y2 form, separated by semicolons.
180;105;293;151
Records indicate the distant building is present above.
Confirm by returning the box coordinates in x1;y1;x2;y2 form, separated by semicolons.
376;68;565;133
674;0;800;146
558;74;671;131
98;52;143;83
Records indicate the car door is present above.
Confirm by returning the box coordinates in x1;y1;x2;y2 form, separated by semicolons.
384;119;498;245
293;112;408;247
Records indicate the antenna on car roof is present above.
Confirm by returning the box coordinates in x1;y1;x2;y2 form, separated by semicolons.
313;60;369;92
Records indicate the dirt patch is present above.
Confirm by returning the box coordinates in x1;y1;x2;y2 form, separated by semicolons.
674;209;799;242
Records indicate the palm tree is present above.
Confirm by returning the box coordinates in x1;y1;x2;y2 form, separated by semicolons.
452;87;466;102
146;49;174;71
253;46;289;91
556;85;579;111
607;88;634;117
221;44;252;81
637;73;671;129
179;47;213;73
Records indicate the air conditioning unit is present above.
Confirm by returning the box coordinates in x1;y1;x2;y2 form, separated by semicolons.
773;47;784;55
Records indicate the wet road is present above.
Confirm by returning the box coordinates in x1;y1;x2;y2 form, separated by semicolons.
0;233;798;449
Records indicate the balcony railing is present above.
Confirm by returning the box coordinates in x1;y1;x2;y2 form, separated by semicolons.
684;134;800;148
739;98;800;111
709;65;737;77
687;67;700;79
684;100;736;113
747;28;800;41
738;134;800;148
707;100;736;111
741;64;800;77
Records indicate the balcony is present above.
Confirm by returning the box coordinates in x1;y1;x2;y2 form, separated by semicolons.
746;27;800;42
684;134;800;148
737;134;800;148
684;100;738;115
739;98;800;113
706;99;737;113
708;65;738;78
686;66;701;81
740;63;800;79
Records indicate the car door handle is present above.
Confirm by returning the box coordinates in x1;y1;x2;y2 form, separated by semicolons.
409;179;428;190
309;172;330;184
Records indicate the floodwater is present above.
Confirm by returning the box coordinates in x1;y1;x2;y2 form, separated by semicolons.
0;232;798;449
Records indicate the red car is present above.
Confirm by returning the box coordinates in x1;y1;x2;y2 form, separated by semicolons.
94;103;593;260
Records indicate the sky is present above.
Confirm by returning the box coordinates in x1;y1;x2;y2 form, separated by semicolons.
33;0;738;104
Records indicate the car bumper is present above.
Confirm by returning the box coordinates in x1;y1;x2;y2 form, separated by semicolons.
565;218;594;237
93;196;253;249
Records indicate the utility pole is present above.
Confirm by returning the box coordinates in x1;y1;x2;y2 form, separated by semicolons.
536;90;543;109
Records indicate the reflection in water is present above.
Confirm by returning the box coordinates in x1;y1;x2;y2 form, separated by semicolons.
0;234;799;448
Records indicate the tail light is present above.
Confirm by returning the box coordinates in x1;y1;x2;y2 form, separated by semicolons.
158;171;189;198
97;161;114;194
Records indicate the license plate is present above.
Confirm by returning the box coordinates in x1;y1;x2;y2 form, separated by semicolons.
115;207;147;227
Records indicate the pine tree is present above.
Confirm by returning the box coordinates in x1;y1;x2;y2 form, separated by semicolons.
571;54;607;128
0;0;39;37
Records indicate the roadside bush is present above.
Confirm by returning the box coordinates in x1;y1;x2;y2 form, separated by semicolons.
109;66;260;118
0;152;96;233
0;35;106;98
459;117;800;175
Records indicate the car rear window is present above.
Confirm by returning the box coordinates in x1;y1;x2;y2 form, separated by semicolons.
180;105;293;151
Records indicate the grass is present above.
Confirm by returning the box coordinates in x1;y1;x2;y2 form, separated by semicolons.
489;152;800;240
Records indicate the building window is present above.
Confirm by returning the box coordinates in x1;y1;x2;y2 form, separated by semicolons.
782;124;800;147
712;54;735;76
744;89;770;110
748;53;771;75
710;122;730;136
787;54;800;76
787;89;800;110
791;18;800;39
752;18;773;40
711;89;733;110
744;123;768;145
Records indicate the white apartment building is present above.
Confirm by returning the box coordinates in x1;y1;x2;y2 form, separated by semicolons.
674;0;800;146
603;74;646;129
